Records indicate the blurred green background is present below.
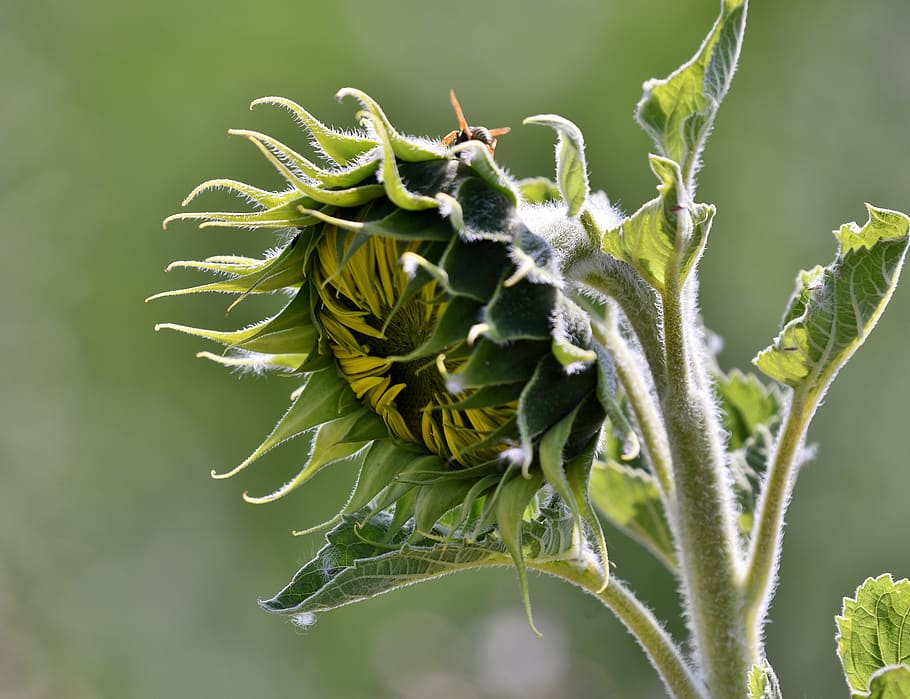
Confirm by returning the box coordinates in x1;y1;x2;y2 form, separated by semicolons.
2;0;909;696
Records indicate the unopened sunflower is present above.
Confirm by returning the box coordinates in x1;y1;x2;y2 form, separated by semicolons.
151;89;617;592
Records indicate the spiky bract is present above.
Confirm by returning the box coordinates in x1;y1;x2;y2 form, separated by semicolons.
152;89;613;592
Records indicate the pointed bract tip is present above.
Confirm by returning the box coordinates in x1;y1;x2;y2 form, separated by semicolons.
467;323;489;346
248;96;278;111
335;87;358;102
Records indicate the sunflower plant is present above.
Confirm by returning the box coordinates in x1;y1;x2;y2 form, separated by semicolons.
151;1;910;697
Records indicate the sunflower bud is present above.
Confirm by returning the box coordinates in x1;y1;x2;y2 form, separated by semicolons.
151;89;613;591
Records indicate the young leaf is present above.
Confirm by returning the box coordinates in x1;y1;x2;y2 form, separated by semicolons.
836;574;910;695
866;666;910;699
747;660;783;699
517;176;562;205
754;206;910;391
589;460;676;571
602;155;715;293
635;0;748;182
715;369;781;451
523;115;590;217
715;369;783;532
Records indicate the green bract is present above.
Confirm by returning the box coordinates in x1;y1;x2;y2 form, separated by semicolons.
152;88;614;618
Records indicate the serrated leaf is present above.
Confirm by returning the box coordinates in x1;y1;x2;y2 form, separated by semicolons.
837;574;910;695
589;460;676;571
261;503;581;617
602;155;714;293
523;114;590;217
866;665;910;699
748;660;783;699
261;512;504;613
635;0;747;180
754;206;910;390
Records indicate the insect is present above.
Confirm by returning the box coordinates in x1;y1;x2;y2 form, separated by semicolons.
441;90;510;154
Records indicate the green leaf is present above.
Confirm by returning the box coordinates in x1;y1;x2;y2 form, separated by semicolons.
716;369;781;450
748;660;783;699
589;460;676;571
260;512;507;614
261;502;581;618
837;574;910;695
602;155;714;293
634;0;747;181
715;369;783;533
523;114;590;217
866;666;910;699
517;176;561;205
754;206;910;390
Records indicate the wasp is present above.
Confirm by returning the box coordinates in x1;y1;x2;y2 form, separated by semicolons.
441;90;510;155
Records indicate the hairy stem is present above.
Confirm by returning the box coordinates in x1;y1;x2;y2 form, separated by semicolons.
743;385;816;648
594;302;675;501
661;272;751;696
536;559;705;699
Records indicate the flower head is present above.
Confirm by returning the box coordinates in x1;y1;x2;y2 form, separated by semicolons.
152;89;613;591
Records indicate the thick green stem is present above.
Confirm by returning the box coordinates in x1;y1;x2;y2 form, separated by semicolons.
661;278;752;697
743;386;816;648
536;559;705;699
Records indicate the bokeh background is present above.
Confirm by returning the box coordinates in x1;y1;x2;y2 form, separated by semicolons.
2;0;909;696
